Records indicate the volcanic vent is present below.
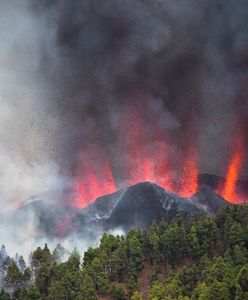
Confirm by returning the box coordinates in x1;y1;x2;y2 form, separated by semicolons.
71;113;248;209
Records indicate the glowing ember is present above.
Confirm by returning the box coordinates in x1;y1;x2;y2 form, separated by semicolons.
217;134;245;203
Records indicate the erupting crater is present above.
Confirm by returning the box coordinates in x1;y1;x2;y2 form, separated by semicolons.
73;108;247;207
73;143;247;208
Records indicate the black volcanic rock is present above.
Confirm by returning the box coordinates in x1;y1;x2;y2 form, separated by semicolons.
75;182;202;232
103;182;201;230
191;187;230;215
198;173;224;190
72;182;233;233
105;182;167;230
4;181;232;240
198;173;248;196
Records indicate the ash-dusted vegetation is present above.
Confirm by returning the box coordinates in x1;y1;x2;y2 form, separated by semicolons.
1;205;248;299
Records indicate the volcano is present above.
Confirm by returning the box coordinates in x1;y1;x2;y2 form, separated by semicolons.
6;178;233;241
74;182;229;232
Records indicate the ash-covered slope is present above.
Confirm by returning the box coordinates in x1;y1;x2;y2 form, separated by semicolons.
76;182;198;232
1;188;78;240
191;186;229;215
198;173;248;196
4;181;230;241
74;182;229;233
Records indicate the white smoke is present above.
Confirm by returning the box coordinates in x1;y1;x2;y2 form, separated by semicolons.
0;1;66;256
0;0;62;210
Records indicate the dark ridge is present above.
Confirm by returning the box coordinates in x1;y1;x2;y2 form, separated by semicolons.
191;186;229;215
3;180;233;240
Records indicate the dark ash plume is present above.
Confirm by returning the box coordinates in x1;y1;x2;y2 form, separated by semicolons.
29;0;248;180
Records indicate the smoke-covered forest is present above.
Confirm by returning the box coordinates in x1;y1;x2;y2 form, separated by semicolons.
1;204;248;300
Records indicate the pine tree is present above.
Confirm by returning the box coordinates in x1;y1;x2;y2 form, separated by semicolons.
110;283;126;300
4;260;22;288
18;256;26;273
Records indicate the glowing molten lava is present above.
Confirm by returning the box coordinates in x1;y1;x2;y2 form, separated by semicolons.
217;134;245;203
120;101;199;197
73;101;200;207
178;149;198;197
74;157;116;208
123;113;172;190
74;144;199;208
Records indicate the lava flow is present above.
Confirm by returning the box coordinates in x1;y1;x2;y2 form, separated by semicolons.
217;134;245;203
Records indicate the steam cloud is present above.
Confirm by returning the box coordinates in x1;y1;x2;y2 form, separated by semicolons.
0;0;248;253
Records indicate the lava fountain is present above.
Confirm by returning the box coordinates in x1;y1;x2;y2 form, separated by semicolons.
73;98;201;207
74;152;116;208
217;131;245;203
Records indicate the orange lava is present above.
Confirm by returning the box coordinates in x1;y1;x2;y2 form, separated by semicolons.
74;158;116;208
120;104;176;192
178;149;198;197
217;135;244;203
73;102;200;208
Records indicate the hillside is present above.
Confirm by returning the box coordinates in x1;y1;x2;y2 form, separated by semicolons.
1;204;248;299
5;181;230;242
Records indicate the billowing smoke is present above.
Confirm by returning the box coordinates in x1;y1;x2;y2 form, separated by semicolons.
28;0;248;179
0;0;248;253
0;1;64;210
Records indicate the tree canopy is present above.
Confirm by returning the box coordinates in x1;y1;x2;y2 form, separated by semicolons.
0;204;248;299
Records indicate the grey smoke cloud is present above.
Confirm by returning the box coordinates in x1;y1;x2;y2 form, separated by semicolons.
31;0;248;179
0;0;247;233
0;0;66;211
